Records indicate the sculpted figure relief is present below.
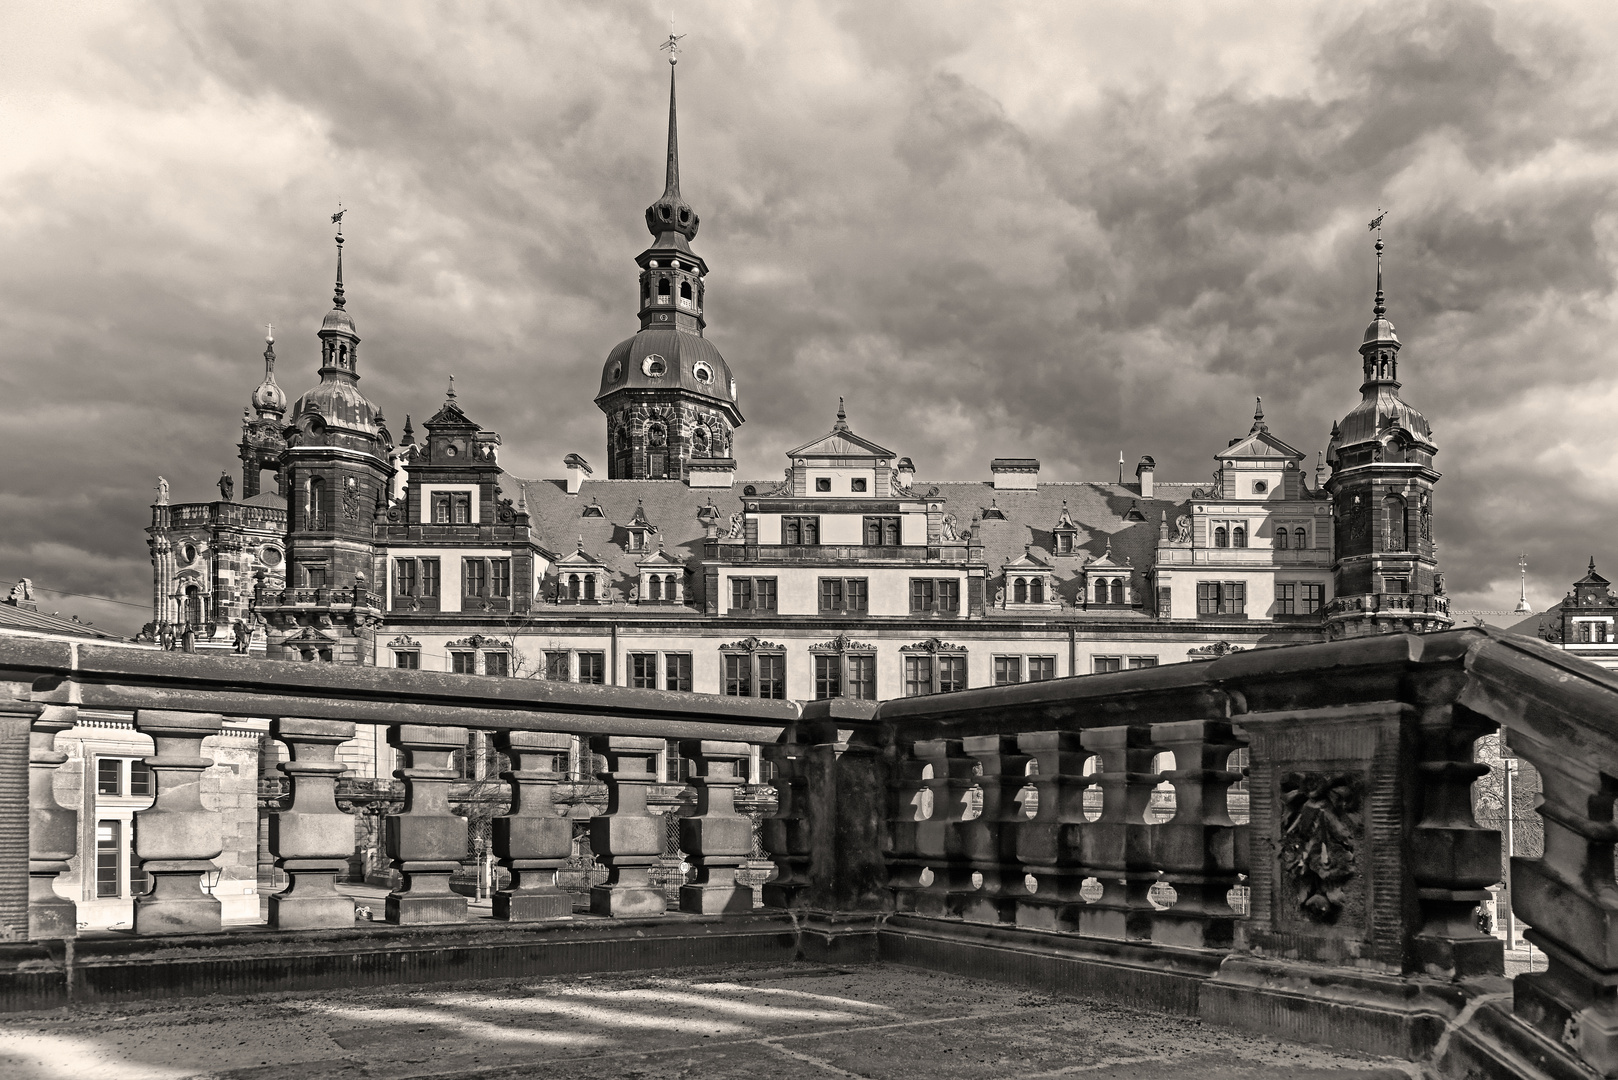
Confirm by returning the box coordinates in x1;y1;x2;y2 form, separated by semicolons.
1173;515;1192;543
727;511;744;538
940;514;960;541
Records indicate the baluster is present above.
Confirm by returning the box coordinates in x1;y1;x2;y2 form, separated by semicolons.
1015;731;1094;932
678;740;755;914
1502;728;1618;1076
1411;704;1502;977
490;730;573;921
132;710;224;934
267;718;357;929
912;738;976;917
589;735;666;916
1077;725;1158;941
27;705;78;939
887;740;933;913
1149;719;1244;949
384;724;468;925
959;735;1032;924
760;730;811;908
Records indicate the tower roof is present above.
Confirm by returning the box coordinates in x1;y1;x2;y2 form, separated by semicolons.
643;39;699;247
250;328;287;417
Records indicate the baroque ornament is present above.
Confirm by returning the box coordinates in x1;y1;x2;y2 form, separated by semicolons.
1278;772;1363;923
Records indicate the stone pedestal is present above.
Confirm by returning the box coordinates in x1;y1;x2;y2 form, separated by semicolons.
384;724;468;925
267;718;357;930
132;710;225;935
589;736;665;917
678;740;754;914
491;730;573;921
26;705;78;940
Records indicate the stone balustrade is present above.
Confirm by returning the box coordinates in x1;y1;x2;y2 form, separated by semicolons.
5;630;1618;1080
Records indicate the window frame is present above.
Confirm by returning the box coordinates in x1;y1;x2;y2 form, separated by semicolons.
577;652;607;685
818;576;869;614
722;647;787;699
730;576;778;613
782;516;820;546
1093;656;1123;674
394;650;420;669
910;577;960;614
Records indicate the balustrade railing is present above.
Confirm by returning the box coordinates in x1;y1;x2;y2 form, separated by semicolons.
5;629;1618;1078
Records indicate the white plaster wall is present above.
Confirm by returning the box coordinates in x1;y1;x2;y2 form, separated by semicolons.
417;484;480;524
820;514;863;545
901;514;927;545
756;514;782;544
804;467;878;496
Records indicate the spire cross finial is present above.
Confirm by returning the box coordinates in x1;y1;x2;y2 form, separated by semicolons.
660;31;685;65
1367;209;1388;318
330;206;347;310
446;374;456;400
265;323;274;344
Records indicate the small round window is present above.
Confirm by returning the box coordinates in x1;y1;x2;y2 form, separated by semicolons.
608;361;623;382
642;354;667;377
262;547;283;567
1253;480;1268;494
182;544;197;564
692;361;713;384
445;444;457;458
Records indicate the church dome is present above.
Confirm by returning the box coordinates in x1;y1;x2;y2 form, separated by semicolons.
597;327;737;408
250;335;287;416
1334;386;1434;449
288;378;384;439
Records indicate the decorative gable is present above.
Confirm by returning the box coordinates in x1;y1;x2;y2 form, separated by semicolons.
1083;540;1134;607
999;546;1058;610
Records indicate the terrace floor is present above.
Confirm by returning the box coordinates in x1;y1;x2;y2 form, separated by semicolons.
0;962;1413;1080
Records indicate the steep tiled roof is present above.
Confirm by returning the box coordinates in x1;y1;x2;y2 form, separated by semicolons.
0;602;124;640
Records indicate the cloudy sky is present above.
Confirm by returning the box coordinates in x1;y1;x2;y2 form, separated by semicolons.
2;0;1616;635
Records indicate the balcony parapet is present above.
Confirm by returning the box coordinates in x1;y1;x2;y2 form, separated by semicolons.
705;541;983;565
152;502;287;530
1154;547;1331;567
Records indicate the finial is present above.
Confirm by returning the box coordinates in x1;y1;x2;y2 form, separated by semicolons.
661;30;685;66
1251;396;1267;433
1367;209;1387;318
834;397;849;430
578;534;585;550
1118;450;1125;485
446;374;456;400
331;206;347;311
1591;556;1598;574
265;322;274;345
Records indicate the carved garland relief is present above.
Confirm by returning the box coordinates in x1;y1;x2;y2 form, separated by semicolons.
1277;771;1363;923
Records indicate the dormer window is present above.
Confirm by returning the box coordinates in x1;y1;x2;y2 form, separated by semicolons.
816;478;831;492
582;499;605;518
1055;533;1072;555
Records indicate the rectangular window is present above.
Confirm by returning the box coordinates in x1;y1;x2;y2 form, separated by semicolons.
758;653;785;699
910;579;934;612
817;577;868;613
394;650;420;669
1301;583;1325;614
814;655;842;700
463;559;487;598
305;565;328;588
818;578;843;614
490;559;511;598
851;477;868;492
577;652;606;685
1197;581;1217;615
1197;581;1246;615
848;654;876;700
97;758;121;797
648;451;667;479
755;578;777;612
938;654;966;693
420;558;440;598
630;653;658;689
863;516;901;546
432;494;451;524
910;578;959;614
484;652;510;678
665;653;693;692
1277;582;1296;615
723;654;752;697
731;577;752;611
1385;577;1409;594
994;656;1022;685
544;651;570;681
1028;656;1056;682
96;821;120;898
128;759;152;798
1157;586;1173;618
451;652;476;675
1128;656;1159;670
783;516;819;545
452;494;471;524
395;559;418;597
904;655;934;697
1093;656;1123;674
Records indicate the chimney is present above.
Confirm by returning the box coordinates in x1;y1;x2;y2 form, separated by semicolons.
990;458;1039;491
563;454;592;495
896;457;915;488
1135;455;1155;498
686;457;736;488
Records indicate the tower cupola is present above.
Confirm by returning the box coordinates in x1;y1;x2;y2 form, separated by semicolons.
250;328;287;418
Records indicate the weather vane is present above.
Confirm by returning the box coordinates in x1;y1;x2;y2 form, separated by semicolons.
331;202;346;236
661;29;685;64
1367;208;1387;233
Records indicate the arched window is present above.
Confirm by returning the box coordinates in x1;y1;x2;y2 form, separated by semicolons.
584;575;597;601
308;477;325;527
665;574;677;599
785;518;801;545
803;518;819;545
865;519;881;545
184;585;204;626
1276;527;1290;550
1110;579;1124;604
657;277;670;296
1030;577;1045;603
1384;496;1407;551
647;576;662;601
1214;526;1228;548
680;281;692;301
567;574;581;600
1014;578;1028;604
1233;526;1247;548
884;519;900;546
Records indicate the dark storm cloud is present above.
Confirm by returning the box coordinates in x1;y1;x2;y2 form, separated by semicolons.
1;0;1614;633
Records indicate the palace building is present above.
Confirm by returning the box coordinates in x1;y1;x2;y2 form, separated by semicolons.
146;52;1453;708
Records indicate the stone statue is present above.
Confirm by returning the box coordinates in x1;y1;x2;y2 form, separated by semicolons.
1173;515;1192;543
940;514;960;541
727;511;745;539
1433;573;1446;596
217;471;234;502
995;586;1005;607
156;476;170;505
231;619;251;654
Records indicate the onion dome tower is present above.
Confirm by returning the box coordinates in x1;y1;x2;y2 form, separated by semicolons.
260;218;395;663
1323;228;1450;638
595;37;743;481
240;327;289;497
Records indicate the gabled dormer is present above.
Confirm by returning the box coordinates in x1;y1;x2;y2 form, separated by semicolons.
623;500;658;552
411;380;503;526
1213;398;1306;501
636;543;687;604
552;541;611;604
1082;540;1135;608
998;546;1057;610
1051;502;1086;556
781;400;899;499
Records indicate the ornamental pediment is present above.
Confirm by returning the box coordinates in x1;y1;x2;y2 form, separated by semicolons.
810;634;874;653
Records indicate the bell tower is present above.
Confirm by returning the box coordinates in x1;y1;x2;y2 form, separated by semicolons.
1324;226;1451;638
240;326;288;498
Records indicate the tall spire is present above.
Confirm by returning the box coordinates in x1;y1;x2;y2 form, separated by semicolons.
645;34;699;243
332;232;346;310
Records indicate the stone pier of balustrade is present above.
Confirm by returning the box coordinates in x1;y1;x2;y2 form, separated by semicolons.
678;740;754;914
385;724;468;925
132;710;225;935
908;738;979;918
1076;725;1159;942
24;704;78;940
491;730;573;921
957;735;1032;925
1014;731;1094;933
760;731;811;909
267;718;357;930
589;735;666;917
1148;719;1244;950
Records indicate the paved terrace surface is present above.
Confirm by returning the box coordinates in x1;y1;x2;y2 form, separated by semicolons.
0;963;1412;1080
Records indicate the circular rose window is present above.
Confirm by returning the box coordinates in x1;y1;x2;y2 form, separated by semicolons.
642;354;668;377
